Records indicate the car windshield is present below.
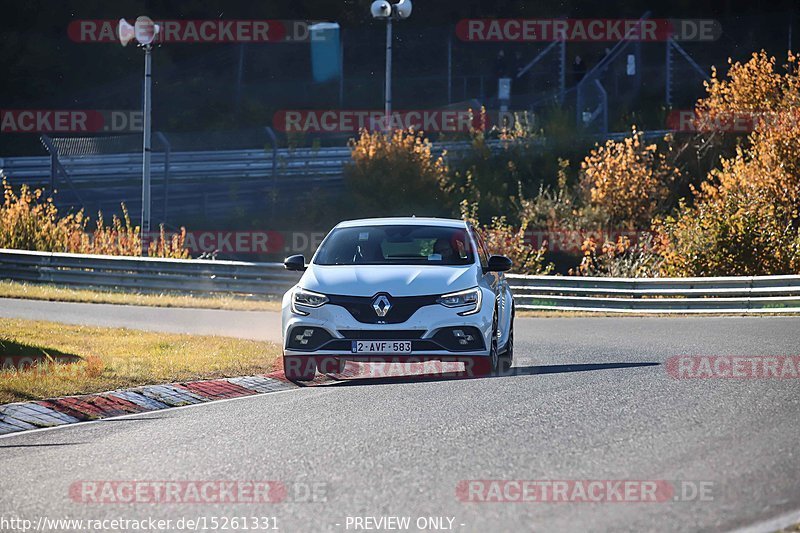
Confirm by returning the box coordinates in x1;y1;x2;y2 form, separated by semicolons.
313;225;473;266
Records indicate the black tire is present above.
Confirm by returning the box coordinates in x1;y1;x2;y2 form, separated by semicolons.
283;355;317;381
490;311;500;374
470;311;499;378
499;309;515;374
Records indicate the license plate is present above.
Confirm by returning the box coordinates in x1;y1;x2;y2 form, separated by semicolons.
351;340;412;354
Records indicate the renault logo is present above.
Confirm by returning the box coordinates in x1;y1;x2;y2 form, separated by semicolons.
372;295;392;317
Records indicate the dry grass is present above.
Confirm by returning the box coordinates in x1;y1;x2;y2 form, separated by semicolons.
0;317;282;404
514;309;699;318
0;280;282;312
516;310;787;318
516;310;632;318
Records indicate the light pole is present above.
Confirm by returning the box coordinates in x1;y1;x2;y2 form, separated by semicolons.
117;16;160;254
370;0;412;132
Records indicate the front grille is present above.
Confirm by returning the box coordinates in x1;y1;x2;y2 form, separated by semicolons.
338;330;424;340
328;294;439;324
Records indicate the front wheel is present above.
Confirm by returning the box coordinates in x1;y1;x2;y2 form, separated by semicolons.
283;355;317;381
471;312;499;377
499;313;514;374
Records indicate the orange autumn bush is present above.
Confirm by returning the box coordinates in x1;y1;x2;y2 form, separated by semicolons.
658;52;800;276
579;127;679;230
345;128;449;217
1;181;87;252
1;179;189;258
696;51;796;123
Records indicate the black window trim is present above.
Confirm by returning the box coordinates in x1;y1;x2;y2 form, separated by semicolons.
468;223;489;270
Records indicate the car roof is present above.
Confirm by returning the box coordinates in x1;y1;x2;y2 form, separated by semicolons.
334;217;469;229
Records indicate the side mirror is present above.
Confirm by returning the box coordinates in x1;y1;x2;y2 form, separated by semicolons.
487;255;512;272
284;254;307;271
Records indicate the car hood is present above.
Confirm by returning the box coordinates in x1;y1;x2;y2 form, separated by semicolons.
299;264;479;297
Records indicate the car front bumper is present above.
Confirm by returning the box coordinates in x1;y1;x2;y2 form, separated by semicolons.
281;290;495;361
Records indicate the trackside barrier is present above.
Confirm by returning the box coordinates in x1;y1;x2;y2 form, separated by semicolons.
0;249;301;297
1;248;800;313
507;274;800;313
0;141;494;189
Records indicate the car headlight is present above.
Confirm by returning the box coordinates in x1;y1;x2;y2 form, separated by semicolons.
437;287;482;316
292;288;329;315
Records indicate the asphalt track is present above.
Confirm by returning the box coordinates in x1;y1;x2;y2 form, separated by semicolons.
0;298;799;532
0;298;283;342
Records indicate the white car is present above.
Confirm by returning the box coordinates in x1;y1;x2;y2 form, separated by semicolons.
281;217;515;381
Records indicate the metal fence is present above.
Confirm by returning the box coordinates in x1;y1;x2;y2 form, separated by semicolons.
0;249;301;298
0;139;487;220
508;274;800;313
0;146;351;188
0;140;489;189
2;249;800;314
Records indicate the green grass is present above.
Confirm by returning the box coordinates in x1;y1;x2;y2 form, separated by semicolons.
0;280;282;311
0;317;283;404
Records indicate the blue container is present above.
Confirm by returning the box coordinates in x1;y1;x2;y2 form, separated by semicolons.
310;22;341;83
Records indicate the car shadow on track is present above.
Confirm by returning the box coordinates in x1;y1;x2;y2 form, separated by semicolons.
96;417;165;422
0;442;86;448
324;362;661;387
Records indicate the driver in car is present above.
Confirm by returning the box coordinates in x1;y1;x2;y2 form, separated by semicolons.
433;238;455;262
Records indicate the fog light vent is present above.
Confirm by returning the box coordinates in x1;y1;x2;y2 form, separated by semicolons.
432;327;485;352
287;327;332;351
452;329;475;345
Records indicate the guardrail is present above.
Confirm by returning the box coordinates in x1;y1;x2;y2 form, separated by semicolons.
507;274;800;313
0;148;350;195
0;140;499;218
2;249;800;313
0;141;488;189
0;249;302;298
